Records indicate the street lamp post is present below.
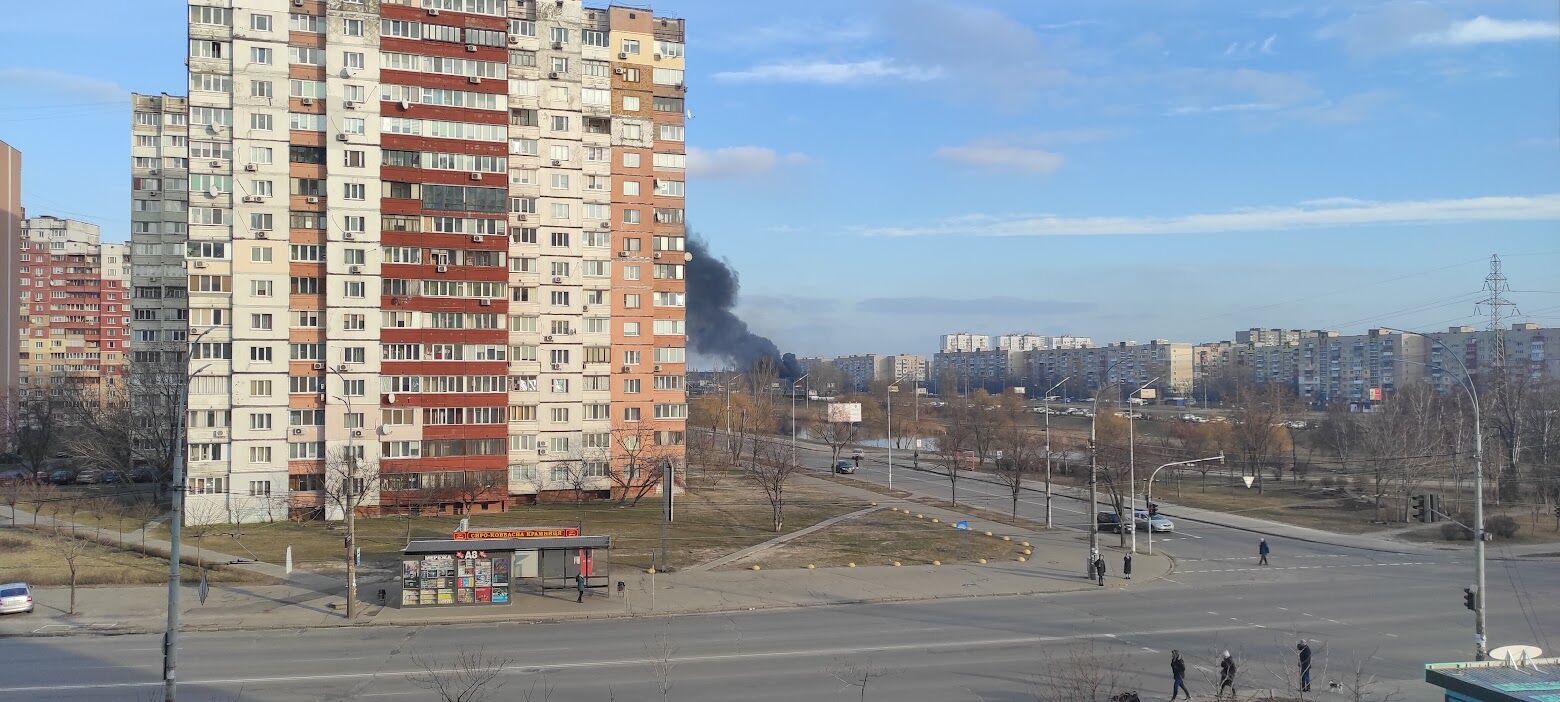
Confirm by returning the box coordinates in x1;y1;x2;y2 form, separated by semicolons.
324;366;365;621
790;373;809;470
1041;377;1070;528
1088;359;1131;558
886;370;916;492
1145;454;1224;555
1385;327;1487;660
166;327;215;702
1127;377;1160;555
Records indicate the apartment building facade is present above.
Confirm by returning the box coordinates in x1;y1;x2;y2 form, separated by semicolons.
142;0;686;524
1296;329;1425;408
1427;323;1557;394
130;94;193;365
891;353;927;384
1;140;19;392
1025;340;1193;399
939;332;990;353
15;217;130;398
933;349;1023;394
832;353;890;391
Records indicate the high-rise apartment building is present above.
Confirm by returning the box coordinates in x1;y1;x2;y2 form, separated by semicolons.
1427;323;1557;394
130;94;192;362
890;354;927;384
1;139;20;392
1297;329;1425;408
1025;340;1193;399
15;217;130;398
141;0;686;524
1235;328;1304;347
939;332;990;353
996;333;1046;352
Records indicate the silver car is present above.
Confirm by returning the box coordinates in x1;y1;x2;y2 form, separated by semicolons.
0;583;33;614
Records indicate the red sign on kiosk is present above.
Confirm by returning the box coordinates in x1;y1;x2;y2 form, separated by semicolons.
451;527;581;540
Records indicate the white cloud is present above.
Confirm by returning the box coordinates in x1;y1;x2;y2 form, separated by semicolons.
1412;16;1560;46
712;59;943;85
1166;102;1280;116
0;68;128;102
1261;34;1279;54
935;145;1065;174
853;194;1560;238
687;147;809;178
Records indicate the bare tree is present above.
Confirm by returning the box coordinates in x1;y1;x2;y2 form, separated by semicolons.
968;390;1000;467
1229;382;1294;494
1031;641;1133;702
320;448;387;621
743;437;802;532
935;396;975;506
4;390;70;483
810;408;861;467
410;647;514;702
67;354;190;503
1336;648;1403;702
59;532;92;615
993;394;1039;518
609;420;671;506
646;632;677;701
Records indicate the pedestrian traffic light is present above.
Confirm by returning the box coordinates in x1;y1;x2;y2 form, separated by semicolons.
1463;587;1478;612
1412;495;1427;523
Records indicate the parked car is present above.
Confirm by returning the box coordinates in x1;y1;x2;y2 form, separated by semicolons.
131;467;161;483
0;583;33;615
833;460;856;474
1096;511;1134;534
1134;510;1174;533
48;469;77;485
99;469;127;484
74;470;102;485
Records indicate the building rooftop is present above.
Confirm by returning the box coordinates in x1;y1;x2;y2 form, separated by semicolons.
1425;658;1560;701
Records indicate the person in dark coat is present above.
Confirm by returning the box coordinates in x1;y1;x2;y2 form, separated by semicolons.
1297;640;1313;692
1258;538;1271;565
1170;650;1191;700
1095;555;1106;586
574;573;586;603
1123;553;1133;580
1218;651;1237;698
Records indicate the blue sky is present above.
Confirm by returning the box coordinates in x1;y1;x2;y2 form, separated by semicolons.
2;1;1558;358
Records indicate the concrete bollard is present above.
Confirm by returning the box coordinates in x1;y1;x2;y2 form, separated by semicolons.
984;531;993;537
892;561;902;567
848;562;857;568
807;564;816;570
645;568;656;574
1022;549;1032;556
751;565;761;571
931;518;940;524
978;558;988;564
1002;536;1012;542
1017;556;1027;562
932;560;941;566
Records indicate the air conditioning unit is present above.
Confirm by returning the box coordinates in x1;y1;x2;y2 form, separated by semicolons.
621;365;631;373
467;76;482;85
614;67;625;75
516;214;528;221
617;251;628;258
292;427;304;435
436;264;449;273
255;230;269;239
343;232;355;241
312;363;325;370
243;164;258;172
653;252;662;259
537;446;547;455
192;261;207;269
336;134;350;142
508;36;519;45
306;196;320;204
543;335;554;342
241;196;259;203
654;53;662;61
550;159;561;167
213;430;227;438
600;222;611;230
552;42;563;50
479;298;492;307
548;72;558;80
469;172;482;181
426;7;439;15
292;0;303;6
352;429;364;437
348;265;362;274
398;100;411;110
618;53;627;60
551;363;561;371
301;98;314;106
471;234;483;243
465;44;477;52
654;365;663;372
344;101;357;110
551;276;563;283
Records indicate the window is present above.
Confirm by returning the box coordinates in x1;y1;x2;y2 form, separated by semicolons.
343;182;366;200
653;96;684;113
344;150;365;168
624;123;642;141
623;152;641;168
252;280;273;297
551;115;569;132
623;321;640;337
343;379;366;396
582;29;607;47
624;407;642;421
251;80;273;99
251;113;274;131
343;18;364;37
624;378;641;394
250;447;273;465
250;379;273;397
622;180;641;196
653;152;686;170
622;38;641;55
251;47;273;65
250;412;273;431
343;51;365;71
623;209;641;224
251;246;274;263
250;345;274;363
251;313;273;331
343;118;365;135
550;26;568;45
656;40;685;59
653;68;684;86
623;95;641;112
658;124;684;142
344;280;366;298
654;180;685;197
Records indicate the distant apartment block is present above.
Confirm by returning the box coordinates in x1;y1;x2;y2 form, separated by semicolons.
1235;328;1305;346
1427;323;1557;394
939;332;990;353
1297;329;1426;408
15;217;130;399
1;139;20;392
891;354;927;384
130;93;191;364
933;349;1023;393
997;333;1093;351
833;354;892;391
1026;340;1193;399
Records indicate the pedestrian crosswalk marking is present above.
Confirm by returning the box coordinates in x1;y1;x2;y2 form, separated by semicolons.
1178;561;1431;574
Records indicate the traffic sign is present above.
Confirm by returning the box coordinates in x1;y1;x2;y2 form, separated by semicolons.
955;521;970;530
1242;475;1255;488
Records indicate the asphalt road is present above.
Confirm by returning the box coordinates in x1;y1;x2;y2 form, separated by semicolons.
1;440;1555;701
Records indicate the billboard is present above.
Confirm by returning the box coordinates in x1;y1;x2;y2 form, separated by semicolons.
827;402;862;423
1138;388;1158;400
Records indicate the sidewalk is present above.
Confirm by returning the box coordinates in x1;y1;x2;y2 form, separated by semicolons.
0;479;1171;638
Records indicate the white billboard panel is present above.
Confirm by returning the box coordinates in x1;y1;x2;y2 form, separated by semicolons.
827;402;862;423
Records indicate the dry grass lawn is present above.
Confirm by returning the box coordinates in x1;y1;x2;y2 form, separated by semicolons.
126;468;869;574
0;527;264;586
737;509;1021;570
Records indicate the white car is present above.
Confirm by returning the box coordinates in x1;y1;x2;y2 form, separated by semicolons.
0;583;33;615
1134;511;1174;533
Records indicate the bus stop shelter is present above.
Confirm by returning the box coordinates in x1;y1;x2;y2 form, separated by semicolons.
399;529;611;607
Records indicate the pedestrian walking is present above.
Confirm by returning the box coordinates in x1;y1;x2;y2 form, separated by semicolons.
1123;553;1133;580
1218;651;1237;698
1088;546;1100;579
1297;640;1312;692
1258;538;1271;565
1095;555;1107;586
574;572;586;603
1169;650;1191;700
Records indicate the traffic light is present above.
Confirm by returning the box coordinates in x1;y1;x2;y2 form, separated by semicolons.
1463;587;1478;612
1412;495;1428;523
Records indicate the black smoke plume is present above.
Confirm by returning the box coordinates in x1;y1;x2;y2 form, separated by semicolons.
686;237;801;378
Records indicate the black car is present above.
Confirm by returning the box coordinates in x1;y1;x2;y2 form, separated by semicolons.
833;460;856;474
48;469;77;485
1096;511;1133;533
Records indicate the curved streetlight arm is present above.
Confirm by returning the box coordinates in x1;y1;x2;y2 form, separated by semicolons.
1145;453;1224;555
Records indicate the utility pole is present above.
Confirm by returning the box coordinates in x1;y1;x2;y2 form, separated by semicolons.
165;327;213;702
1088;357;1127;559
1041;377;1069;528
